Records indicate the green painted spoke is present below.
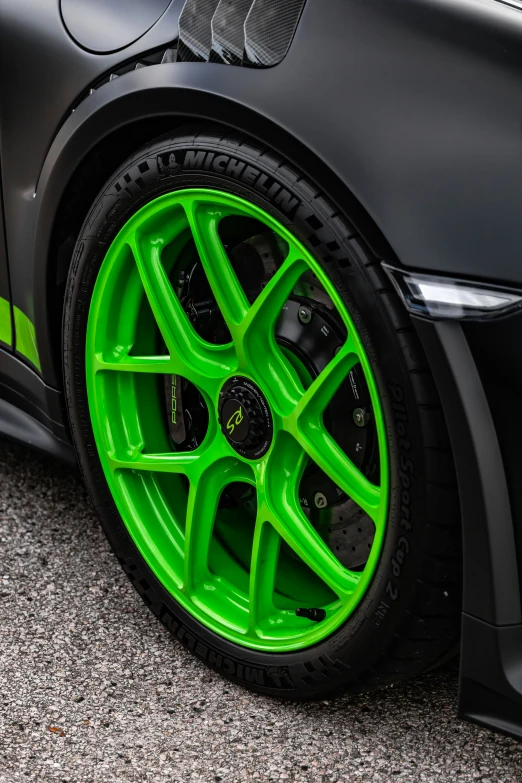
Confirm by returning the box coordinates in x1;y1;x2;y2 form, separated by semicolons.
242;250;309;339
184;200;250;331
285;339;382;522
183;468;221;595
248;518;281;632
268;501;359;602
300;428;381;522
128;234;235;395
256;435;359;602
294;337;359;421
93;352;173;374
239;250;309;413
184;457;254;594
107;448;204;479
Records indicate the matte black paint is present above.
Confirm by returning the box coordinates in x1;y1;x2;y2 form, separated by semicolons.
1;0;522;737
61;0;173;53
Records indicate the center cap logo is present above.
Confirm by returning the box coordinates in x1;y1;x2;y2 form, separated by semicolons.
222;399;249;443
219;377;273;460
227;405;244;435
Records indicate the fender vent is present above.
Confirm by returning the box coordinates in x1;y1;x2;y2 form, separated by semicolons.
244;0;307;67
77;0;307;113
177;0;307;66
210;0;252;65
178;0;222;62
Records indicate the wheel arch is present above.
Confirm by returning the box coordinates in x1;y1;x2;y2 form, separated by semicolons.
33;73;396;388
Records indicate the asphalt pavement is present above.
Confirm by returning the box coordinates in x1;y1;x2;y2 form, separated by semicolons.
0;438;521;783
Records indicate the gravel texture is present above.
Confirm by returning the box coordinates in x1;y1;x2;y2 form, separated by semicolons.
0;439;521;783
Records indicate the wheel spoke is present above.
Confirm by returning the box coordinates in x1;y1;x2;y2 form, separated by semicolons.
183;467;221;595
286;339;382;522
243;249;309;336
293;338;359;421
256;434;359;602
184;457;254;594
128;232;234;396
93;352;173;374
239;249;309;413
248;517;281;632
184;199;250;331
298;428;381;522
107;448;204;479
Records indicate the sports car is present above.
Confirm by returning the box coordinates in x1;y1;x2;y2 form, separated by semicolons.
1;0;521;738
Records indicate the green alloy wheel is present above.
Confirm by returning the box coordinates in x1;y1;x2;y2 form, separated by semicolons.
64;127;461;697
86;188;388;651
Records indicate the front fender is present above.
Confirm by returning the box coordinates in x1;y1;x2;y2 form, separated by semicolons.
25;0;522;385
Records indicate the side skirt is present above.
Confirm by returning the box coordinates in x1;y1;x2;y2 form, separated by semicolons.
0;345;75;463
0;345;69;440
0;396;75;464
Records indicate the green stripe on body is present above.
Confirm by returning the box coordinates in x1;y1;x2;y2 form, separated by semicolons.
0;296;12;347
14;306;40;371
0;297;40;371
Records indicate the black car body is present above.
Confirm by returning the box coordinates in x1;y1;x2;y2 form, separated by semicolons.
1;0;522;737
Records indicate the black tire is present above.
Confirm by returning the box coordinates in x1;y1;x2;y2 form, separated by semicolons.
63;125;462;699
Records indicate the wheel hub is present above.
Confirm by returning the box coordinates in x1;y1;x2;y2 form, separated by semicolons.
219;376;273;459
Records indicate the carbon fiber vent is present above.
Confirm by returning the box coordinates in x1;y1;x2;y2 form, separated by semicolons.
210;0;252;65
244;0;307;67
177;0;307;66
178;0;221;62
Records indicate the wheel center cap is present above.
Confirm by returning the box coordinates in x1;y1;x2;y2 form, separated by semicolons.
219;377;273;460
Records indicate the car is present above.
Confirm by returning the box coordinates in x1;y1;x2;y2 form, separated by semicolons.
1;0;522;739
